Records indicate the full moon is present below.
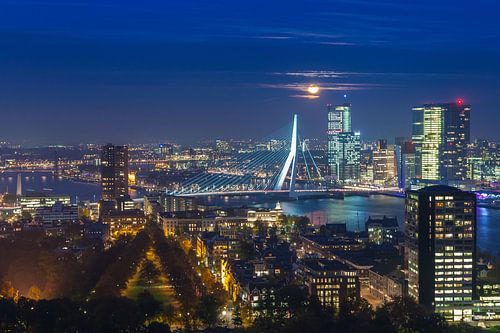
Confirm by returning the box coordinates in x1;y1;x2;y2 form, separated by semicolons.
307;85;320;94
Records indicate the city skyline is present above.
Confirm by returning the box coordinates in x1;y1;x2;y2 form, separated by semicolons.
1;0;500;144
1;2;499;332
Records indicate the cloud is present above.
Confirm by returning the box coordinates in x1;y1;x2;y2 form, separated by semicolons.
273;71;346;78
251;35;295;40
261;82;383;92
289;94;320;99
319;41;356;46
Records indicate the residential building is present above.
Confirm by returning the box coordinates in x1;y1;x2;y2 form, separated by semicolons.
296;258;360;311
102;209;146;240
366;215;399;245
100;144;129;201
405;185;476;321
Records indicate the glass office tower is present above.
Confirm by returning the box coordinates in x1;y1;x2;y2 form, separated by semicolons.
327;103;360;183
412;101;470;182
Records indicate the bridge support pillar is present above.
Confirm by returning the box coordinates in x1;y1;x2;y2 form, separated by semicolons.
274;114;298;197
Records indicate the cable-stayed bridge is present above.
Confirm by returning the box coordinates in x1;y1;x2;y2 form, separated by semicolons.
171;114;327;197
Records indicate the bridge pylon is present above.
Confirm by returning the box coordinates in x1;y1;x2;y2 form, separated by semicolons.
273;114;298;197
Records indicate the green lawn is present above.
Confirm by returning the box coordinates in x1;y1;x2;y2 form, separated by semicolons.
121;248;180;309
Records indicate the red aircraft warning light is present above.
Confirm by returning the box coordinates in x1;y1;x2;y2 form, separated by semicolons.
456;98;464;105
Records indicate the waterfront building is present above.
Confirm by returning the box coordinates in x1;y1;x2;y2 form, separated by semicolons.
34;201;78;229
360;149;374;184
160;211;248;236
466;139;499;182
412;101;470;182
365;215;399;245
327;103;361;183
20;193;71;214
372;139;397;186
296;258;360;311
395;139;416;189
246;202;283;227
100;144;129;201
145;193;198;215
405;185;476;321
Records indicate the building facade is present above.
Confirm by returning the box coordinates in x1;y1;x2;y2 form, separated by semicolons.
412;101;470;182
20;194;71;213
296;258;360;311
102;209;146;240
405;185;476;321
395;139;416;189
372;139;397;186
327;104;360;183
100;144;129;201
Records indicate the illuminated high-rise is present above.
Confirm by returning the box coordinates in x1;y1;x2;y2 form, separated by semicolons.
100;144;129;201
327;103;360;182
327;103;351;133
395;138;416;189
405;185;476;321
372;139;396;186
412;101;470;182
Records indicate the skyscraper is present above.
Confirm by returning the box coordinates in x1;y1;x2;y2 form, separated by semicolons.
327;103;351;133
100;144;129;202
412;101;470;182
327;103;360;183
405;185;476;321
372;139;397;186
395;138;416;189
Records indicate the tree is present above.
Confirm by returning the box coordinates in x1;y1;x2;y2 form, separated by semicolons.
136;290;163;321
239;240;255;261
163;303;176;324
338;298;375;333
146;321;171;333
232;304;243;328
289;215;310;234
0;280;17;299
27;285;43;300
138;260;161;285
375;296;432;333
196;295;222;328
0;298;23;332
87;296;145;332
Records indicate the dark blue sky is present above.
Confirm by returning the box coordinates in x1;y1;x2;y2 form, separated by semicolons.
0;0;499;145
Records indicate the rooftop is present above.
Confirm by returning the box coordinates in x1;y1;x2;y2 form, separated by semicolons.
366;215;398;228
300;258;352;272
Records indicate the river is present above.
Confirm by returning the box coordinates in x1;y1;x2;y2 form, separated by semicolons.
1;172;499;253
204;194;500;254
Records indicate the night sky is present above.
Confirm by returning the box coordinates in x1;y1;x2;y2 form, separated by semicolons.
0;0;499;145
